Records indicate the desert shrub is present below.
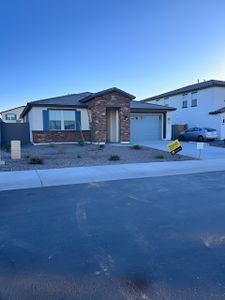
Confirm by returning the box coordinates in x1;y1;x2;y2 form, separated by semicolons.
3;143;11;152
109;155;120;161
28;156;43;164
78;140;85;146
48;143;55;147
98;144;105;150
130;144;142;150
155;155;164;159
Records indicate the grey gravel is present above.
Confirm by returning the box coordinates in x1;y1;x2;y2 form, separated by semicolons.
0;143;193;172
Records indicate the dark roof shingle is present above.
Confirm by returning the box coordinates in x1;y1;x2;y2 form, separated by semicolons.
143;80;225;102
131;101;175;111
21;88;175;118
80;87;135;103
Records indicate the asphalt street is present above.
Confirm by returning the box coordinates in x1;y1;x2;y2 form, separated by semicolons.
0;171;225;299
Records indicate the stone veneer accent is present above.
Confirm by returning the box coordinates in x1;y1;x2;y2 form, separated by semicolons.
87;92;130;143
33;130;91;144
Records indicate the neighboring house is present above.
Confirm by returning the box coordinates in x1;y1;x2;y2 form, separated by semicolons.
0;106;25;123
142;80;225;140
21;87;175;144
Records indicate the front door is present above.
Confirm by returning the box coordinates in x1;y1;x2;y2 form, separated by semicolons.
106;109;119;143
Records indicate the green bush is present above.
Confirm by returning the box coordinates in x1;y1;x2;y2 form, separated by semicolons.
48;143;55;147
109;155;120;161
155;155;164;159
98;144;105;150
3;143;11;152
28;156;43;164
78;140;85;146
131;144;142;150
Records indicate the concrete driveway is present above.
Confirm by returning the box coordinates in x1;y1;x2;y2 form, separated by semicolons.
1;172;225;299
141;140;225;160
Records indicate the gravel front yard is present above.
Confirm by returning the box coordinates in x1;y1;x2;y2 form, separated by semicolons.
0;143;193;172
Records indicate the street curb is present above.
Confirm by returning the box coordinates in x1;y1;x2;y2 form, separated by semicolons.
1;159;225;192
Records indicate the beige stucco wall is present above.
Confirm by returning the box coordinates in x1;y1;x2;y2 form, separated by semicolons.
166;111;172;140
27;107;90;142
1;106;25;123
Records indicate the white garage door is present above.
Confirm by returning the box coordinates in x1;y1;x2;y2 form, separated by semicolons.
131;114;162;143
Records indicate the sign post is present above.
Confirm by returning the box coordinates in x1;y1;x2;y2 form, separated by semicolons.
167;139;182;155
197;142;204;159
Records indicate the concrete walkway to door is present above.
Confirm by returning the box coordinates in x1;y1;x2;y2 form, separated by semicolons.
140;140;225;160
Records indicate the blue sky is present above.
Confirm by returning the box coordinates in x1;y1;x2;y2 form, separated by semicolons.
1;0;225;111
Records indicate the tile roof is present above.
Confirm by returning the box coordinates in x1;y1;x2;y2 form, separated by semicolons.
21;92;92;117
28;92;92;106
131;101;175;111
80;87;135;103
0;105;25;114
21;88;175;117
142;80;225;102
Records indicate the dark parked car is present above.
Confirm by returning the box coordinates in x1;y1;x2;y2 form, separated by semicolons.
179;127;218;141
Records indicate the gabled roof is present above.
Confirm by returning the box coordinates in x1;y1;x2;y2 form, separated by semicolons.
142;80;225;102
21;88;135;117
1;105;25;114
209;107;225;115
21;92;92;117
80;87;135;103
21;87;175;118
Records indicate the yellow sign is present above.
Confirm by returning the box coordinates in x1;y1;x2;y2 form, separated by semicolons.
167;139;182;155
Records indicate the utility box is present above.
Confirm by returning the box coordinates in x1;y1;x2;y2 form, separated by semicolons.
11;140;21;160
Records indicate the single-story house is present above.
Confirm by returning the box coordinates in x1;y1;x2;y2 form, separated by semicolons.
142;79;225;140
0;106;25;123
21;87;175;144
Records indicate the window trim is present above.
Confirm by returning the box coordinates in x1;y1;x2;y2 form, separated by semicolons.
5;113;17;121
191;99;198;107
48;109;77;131
191;92;198;107
182;100;188;109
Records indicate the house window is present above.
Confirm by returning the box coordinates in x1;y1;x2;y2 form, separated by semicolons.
182;100;188;108
191;92;198;107
182;94;188;108
49;110;62;130
5;113;16;120
63;111;76;130
48;110;76;130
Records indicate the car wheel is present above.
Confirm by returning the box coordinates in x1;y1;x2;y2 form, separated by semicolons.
198;135;204;142
179;135;184;141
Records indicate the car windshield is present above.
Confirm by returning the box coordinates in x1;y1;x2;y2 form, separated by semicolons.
204;128;216;132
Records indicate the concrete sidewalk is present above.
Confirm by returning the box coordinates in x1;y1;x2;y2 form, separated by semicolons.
1;159;225;192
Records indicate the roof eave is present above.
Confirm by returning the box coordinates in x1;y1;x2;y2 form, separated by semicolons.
142;81;225;102
131;108;176;113
81;87;136;103
0;105;25;114
20;103;88;118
